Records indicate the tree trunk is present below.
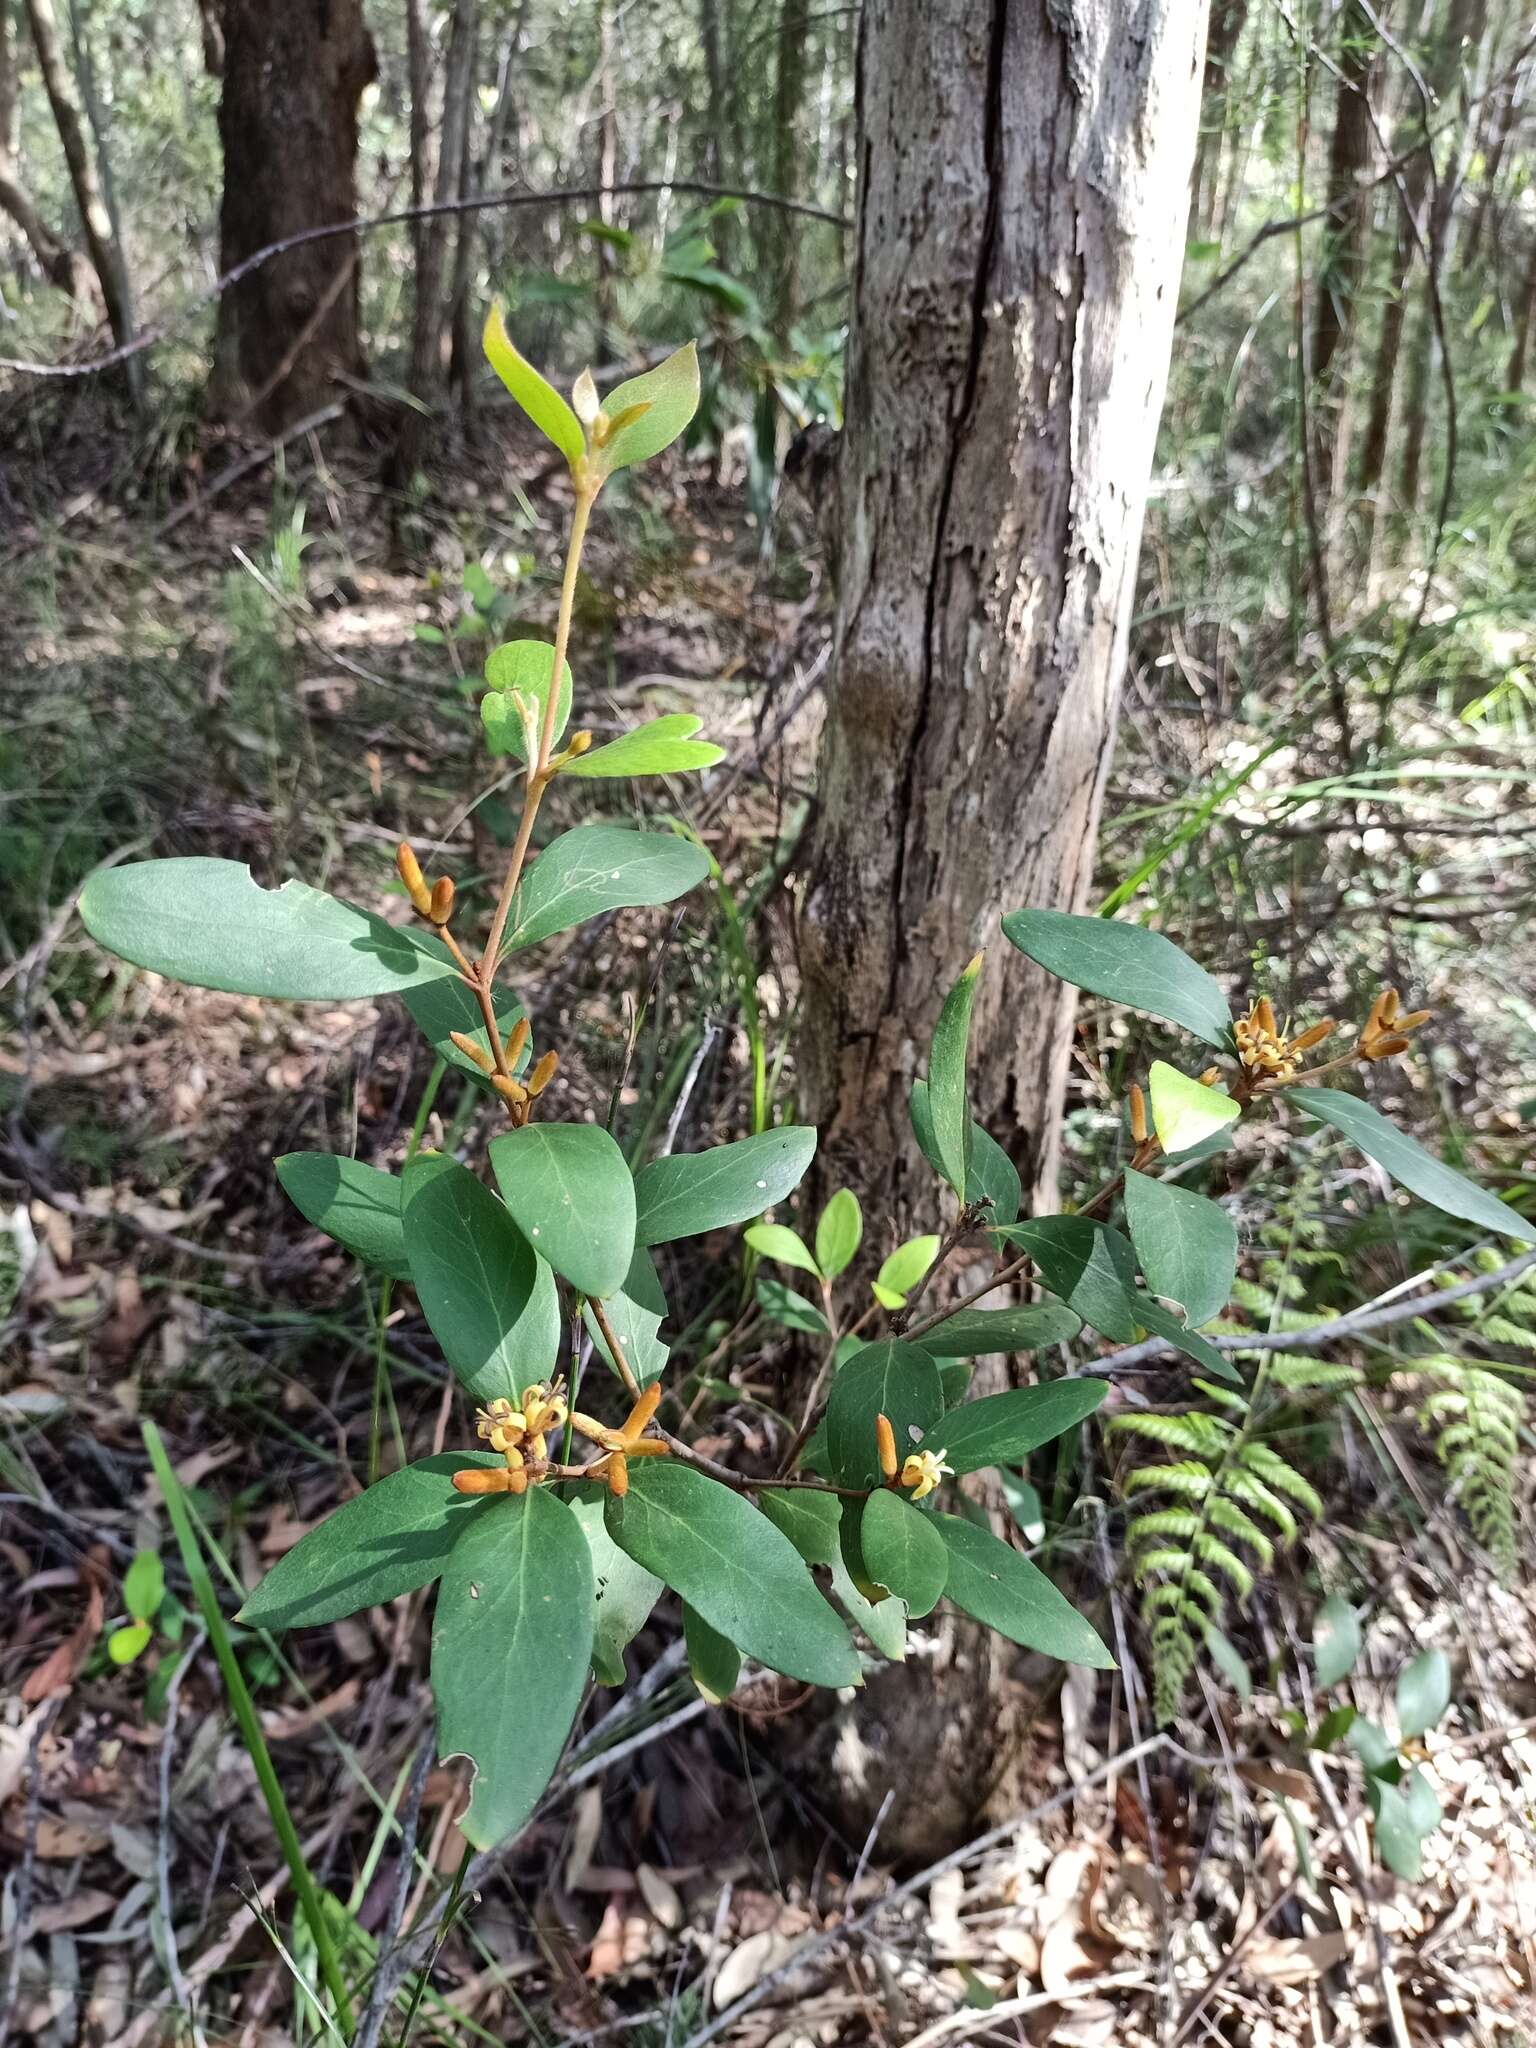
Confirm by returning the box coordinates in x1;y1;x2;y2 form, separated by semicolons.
0;0;89;299
22;0;134;346
1191;0;1246;239
209;0;376;434
1310;2;1377;403
765;0;808;333
790;0;1208;1855
1505;234;1536;396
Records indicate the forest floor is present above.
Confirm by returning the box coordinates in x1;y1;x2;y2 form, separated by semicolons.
2;407;1535;2048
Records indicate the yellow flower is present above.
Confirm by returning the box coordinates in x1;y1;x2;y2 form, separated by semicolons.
899;1448;953;1502
1234;997;1337;1084
572;1382;670;1495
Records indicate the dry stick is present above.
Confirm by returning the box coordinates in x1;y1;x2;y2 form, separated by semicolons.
156;402;347;536
676;1733;1171;2048
1085;1243;1536;1375
354;1732;437;2048
0;179;851;381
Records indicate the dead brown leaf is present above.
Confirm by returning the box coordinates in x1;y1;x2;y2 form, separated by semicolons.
20;1547;107;1703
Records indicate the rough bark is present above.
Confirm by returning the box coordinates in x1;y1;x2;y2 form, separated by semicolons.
22;0;133;344
788;0;1208;1857
209;0;376;434
1310;2;1377;401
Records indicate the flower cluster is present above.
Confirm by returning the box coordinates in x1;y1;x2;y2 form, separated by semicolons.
1234;996;1337;1084
1358;987;1431;1063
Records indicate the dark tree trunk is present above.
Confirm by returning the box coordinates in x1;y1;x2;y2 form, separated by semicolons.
209;0;376;433
1310;2;1377;402
788;0;1208;1858
765;0;807;332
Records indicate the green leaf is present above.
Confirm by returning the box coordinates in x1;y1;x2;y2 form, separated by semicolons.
935;1516;1115;1667
79;859;458;1000
481;640;574;764
483;305;585;470
1129;1294;1242;1383
861;1490;948;1619
1147;1063;1242;1158
1001;908;1232;1048
109;1621;153;1665
633;1127;817;1245
910;1082;1021;1226
928;954;982;1197
1000;1472;1044;1542
606;1462;858;1687
683;1603;742;1702
917;1304;1083;1359
402;979;530;1086
755;1275;830;1335
874;1236;940;1307
1312;1704;1357;1751
489;1123;636;1300
433;1486;594;1850
597;341;700;472
745;1223;820;1276
276;1154;410;1281
402;1154;560;1402
1401;1766;1441;1838
505;825;712;953
123;1551;164;1624
1287;1087;1529;1242
569;1495;663;1686
1396;1648;1451;1738
937;1380;1109;1477
829;1542;908;1660
1348;1716;1398;1775
1123;1168;1237;1329
1313;1593;1361;1688
238;1455;500;1629
826;1340;944;1489
756;1487;840;1565
939;1360;974;1406
563;714;724;779
1366;1777;1424;1881
995;1218;1139;1342
815;1189;863;1279
1204;1625;1252;1703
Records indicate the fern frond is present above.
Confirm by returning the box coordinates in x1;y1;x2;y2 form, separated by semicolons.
1225;1468;1298;1542
1206;1495;1276;1567
1107;1412;1236;1456
1127;1509;1203;1545
1193;1534;1254;1600
1121;1460;1215;1500
1239;1442;1325;1516
1412;1358;1522;1576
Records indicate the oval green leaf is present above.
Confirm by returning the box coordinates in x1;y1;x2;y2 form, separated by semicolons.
598;341;700;472
562;714;724;779
569;1494;664;1686
276;1153;410;1281
815;1189;863;1280
481;640;574;763
1396;1647;1451;1739
403;978;530;1086
79;859;458;1000
605;1461;859;1687
683;1603;742;1703
910;1081;1021;1227
744;1222;820;1276
1123;1167;1237;1329
1147;1062;1241;1158
483;304;585;469
917;1304;1082;1359
756;1486;840;1565
1287;1086;1529;1242
937;1379;1109;1476
935;1515;1115;1667
994;1217;1140;1342
1002;908;1233;1049
505;825;712;953
861;1489;948;1619
826;1340;945;1489
489;1122;636;1300
402;1153;561;1401
633;1127;817;1245
433;1485;595;1849
1313;1593;1361;1688
928;954;982;1197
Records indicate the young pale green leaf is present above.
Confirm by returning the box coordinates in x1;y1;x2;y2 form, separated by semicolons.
861;1490;948;1619
483;305;585;470
815;1189;863;1280
276;1154;410;1281
910;1082;1021;1226
936;1516;1115;1668
1147;1063;1241;1158
874;1236;940;1308
402;1154;560;1402
433;1485;594;1850
481;640;574;764
744;1223;820;1276
633;1127;817;1245
1123;1168;1237;1329
1313;1593;1361;1688
1002;908;1233;1049
683;1603;742;1703
995;1218;1140;1342
79;859;458;1000
605;1461;859;1687
826;1340;945;1489
755;1275;829;1335
489;1122;636;1300
917;1304;1082;1359
597;341;700;472
505;825;712;953
1365;1777;1424;1881
1396;1647;1452;1738
562;714;725;780
123;1551;164;1624
403;979;530;1085
238;1454;499;1629
928;954;983;1197
756;1487;840;1565
1287;1087;1529;1242
109;1621;152;1665
937;1379;1109;1477
569;1495;664;1686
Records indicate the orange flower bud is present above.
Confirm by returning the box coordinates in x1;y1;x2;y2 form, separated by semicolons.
1363;1034;1411;1061
1289;1018;1337;1054
1379;988;1400;1026
450;1030;495;1073
527;1050;560;1098
1198;1067;1221;1088
1129;1083;1148;1145
492;1074;529;1108
452;1467;513;1494
875;1412;898;1482
606;1452;629;1498
505;1017;531;1068
428;876;455;925
396;841;432;915
1396;1009;1431;1033
1254;996;1277;1037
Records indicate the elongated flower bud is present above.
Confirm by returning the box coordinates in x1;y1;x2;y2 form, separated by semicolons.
1129;1083;1149;1145
493;1074;529;1107
1363;1034;1411;1061
875;1412;898;1482
428;876;455;925
450;1030;495;1073
505;1017;531;1069
396;841;432;915
453;1467;513;1494
1289;1018;1336;1054
527;1050;560;1098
